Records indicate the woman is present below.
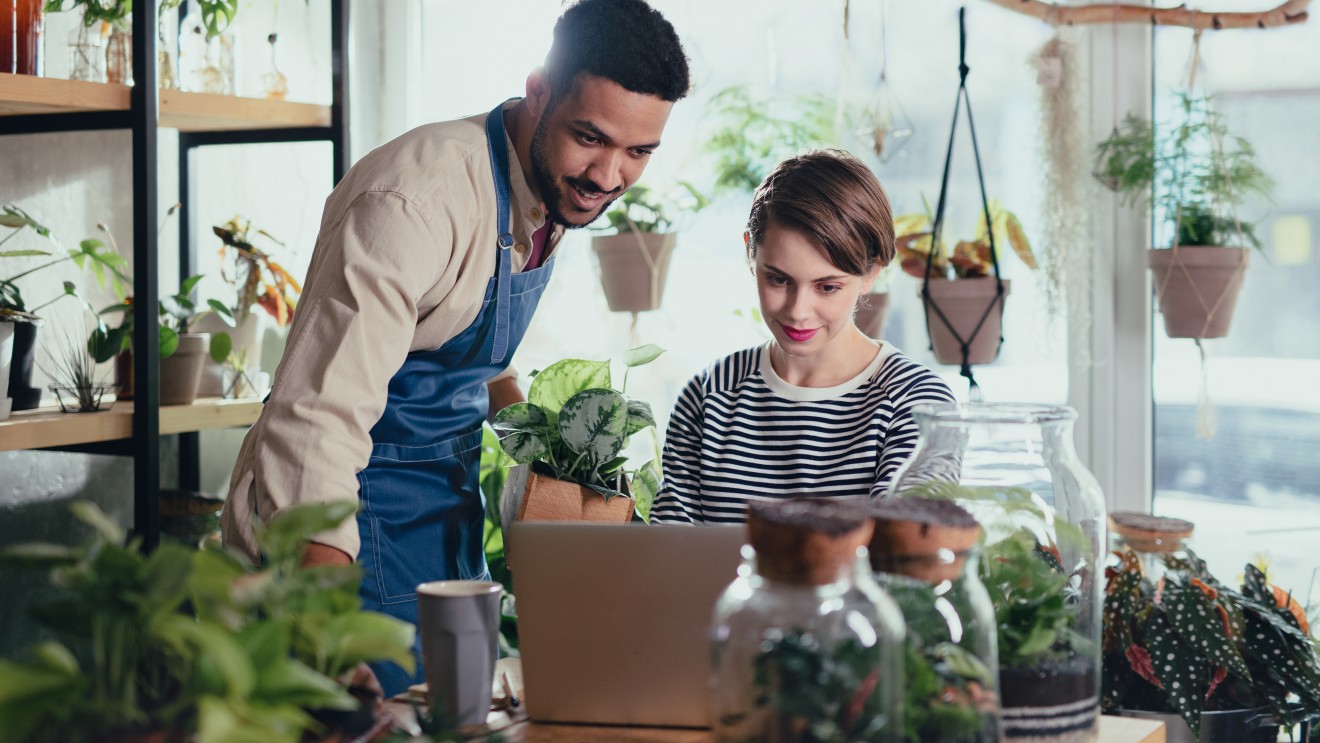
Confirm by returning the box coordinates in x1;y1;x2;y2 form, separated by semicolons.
651;150;954;524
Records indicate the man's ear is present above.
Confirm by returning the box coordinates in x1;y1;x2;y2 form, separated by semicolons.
525;68;551;120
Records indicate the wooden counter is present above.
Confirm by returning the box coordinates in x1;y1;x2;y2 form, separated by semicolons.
392;659;1165;743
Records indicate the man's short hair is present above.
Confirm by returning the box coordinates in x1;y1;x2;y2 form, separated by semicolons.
545;0;691;105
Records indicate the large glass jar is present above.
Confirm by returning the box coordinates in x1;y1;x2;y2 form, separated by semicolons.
711;499;905;743
869;497;1001;743
889;403;1106;743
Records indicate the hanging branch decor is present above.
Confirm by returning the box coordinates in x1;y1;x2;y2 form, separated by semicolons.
920;7;1009;400
983;0;1309;30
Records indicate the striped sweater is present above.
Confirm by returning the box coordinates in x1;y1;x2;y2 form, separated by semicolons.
650;343;955;524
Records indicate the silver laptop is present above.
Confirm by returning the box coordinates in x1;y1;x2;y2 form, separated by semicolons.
508;522;746;728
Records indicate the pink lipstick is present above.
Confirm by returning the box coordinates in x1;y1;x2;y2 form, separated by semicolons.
780;324;819;342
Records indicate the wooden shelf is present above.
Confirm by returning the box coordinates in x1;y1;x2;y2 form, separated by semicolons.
0;397;263;452
160;89;331;131
0;74;330;131
0;72;129;116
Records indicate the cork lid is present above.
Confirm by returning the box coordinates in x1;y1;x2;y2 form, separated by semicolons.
868;497;982;583
748;498;874;585
1109;512;1194;554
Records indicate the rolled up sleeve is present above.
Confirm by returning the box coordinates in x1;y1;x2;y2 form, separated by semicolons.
249;190;449;557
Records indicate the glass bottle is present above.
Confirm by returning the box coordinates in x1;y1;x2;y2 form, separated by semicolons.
258;32;287;100
157;2;179;90
104;22;132;86
67;15;105;82
711;498;905;743
13;0;41;76
889;403;1106;743
1107;512;1194;583
869;497;1001;743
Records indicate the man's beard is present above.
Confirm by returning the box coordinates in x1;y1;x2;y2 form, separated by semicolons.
529;118;622;229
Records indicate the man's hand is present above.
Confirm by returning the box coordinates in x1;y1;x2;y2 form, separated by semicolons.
487;376;526;422
302;541;353;568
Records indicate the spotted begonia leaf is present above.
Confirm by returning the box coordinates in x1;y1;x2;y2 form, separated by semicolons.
1162;580;1251;681
1144;611;1210;736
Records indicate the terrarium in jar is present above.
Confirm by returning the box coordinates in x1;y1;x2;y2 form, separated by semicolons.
889;403;1106;743
869;497;1002;743
711;498;905;743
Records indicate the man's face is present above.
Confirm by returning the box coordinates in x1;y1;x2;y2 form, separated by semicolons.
530;74;674;229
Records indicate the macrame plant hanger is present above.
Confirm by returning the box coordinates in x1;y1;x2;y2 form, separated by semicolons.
922;7;1006;401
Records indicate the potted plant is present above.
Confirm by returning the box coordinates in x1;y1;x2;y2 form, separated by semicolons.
1103;547;1320;742
702;84;839;198
89;273;232;405
0;500;414;743
589;184;705;314
43;321;116;413
191;215;301;397
492;345;665;545
1094;94;1272;339
894;202;1036;365
1;205;131;411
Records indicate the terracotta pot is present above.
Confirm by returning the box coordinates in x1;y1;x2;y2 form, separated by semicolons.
159;332;211;405
1148;246;1249;339
921;278;1011;366
500;462;634;566
8;320;42;410
591;231;677;313
854;291;891;340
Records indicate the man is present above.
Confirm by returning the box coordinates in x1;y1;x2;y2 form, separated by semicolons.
221;0;690;694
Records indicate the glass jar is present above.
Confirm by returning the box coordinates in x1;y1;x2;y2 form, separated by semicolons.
258;32;288;100
1107;512;1194;583
157;3;179;90
13;0;42;75
869;497;1001;743
105;23;132;86
889;403;1106;743
67;17;106;82
711;499;905;743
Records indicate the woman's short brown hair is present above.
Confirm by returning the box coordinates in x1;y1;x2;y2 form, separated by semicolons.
745;149;895;276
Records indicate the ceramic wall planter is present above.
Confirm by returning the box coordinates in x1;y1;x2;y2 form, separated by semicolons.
159;333;211;405
854;291;891;340
1148;246;1249;339
921;277;1011;365
591;231;677;313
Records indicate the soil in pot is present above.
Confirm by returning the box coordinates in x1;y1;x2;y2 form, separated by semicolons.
8;320;42;410
159;332;211;405
1000;657;1098;742
921;278;1011;366
1148;246;1248;339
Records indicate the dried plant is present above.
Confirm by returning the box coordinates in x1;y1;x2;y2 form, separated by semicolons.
42;321;112;412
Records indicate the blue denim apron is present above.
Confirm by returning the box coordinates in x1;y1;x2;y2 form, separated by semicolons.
357;103;555;695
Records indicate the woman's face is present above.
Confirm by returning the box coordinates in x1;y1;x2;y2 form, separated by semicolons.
749;222;878;358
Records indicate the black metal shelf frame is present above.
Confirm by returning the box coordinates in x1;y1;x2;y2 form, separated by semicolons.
0;0;350;550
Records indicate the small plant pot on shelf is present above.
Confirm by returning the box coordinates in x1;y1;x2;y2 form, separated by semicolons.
921;277;1011;365
160;332;211;405
50;383;115;413
1115;707;1279;743
1147;246;1249;339
854;291;890;340
192;312;264;397
591;231;677;313
0;321;13;420
8;321;42;411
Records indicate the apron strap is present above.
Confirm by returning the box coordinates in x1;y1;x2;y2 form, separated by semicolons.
485;103;516;365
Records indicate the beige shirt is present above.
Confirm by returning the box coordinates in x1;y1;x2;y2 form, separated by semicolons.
222;101;562;561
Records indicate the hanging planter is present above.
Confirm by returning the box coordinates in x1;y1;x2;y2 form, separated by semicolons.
922;277;1011;366
1148;245;1248;339
590;231;676;313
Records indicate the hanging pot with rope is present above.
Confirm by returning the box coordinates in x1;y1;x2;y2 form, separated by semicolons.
590;228;677;313
1148;245;1249;339
918;7;1010;397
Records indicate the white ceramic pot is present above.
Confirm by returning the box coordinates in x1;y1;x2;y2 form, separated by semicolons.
191;312;264;397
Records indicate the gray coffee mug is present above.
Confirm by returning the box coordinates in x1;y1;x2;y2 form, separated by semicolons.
416;580;502;728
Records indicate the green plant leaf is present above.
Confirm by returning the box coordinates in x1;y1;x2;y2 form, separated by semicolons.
320;612;417;676
160;325;179;358
495;429;549;464
207;299;235;322
0;542;82;567
631;460;661;523
68;501;125;544
558;388;627;468
528;358;610;417
0;249;50;257
88;325;123;364
622;343;666;368
624;399;656;436
180;273;204;299
210;331;233;364
252;658;355;711
260;501;359;565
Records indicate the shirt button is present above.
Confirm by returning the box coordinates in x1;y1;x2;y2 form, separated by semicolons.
529;207;542;220
514;243;528;254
